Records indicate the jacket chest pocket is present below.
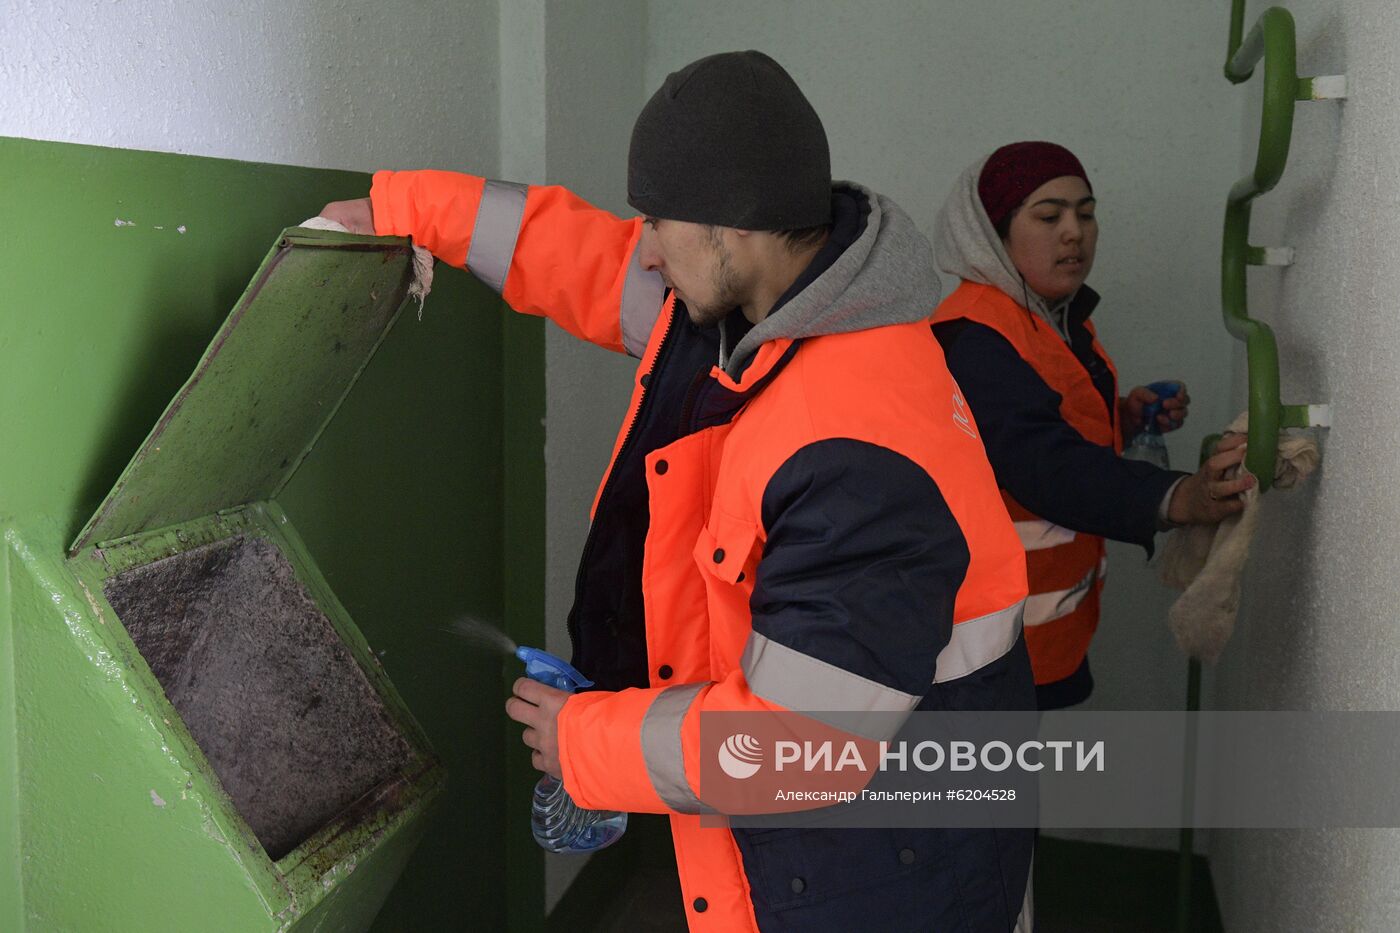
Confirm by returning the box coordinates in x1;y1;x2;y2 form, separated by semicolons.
693;509;762;678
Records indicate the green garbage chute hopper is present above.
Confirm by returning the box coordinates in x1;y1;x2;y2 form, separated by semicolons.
29;228;446;931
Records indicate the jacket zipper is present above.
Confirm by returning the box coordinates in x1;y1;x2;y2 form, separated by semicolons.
677;368;708;434
566;300;680;656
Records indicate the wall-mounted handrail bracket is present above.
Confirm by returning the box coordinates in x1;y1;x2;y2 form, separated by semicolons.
1221;1;1341;491
1281;403;1331;429
1246;245;1296;266
1297;75;1348;100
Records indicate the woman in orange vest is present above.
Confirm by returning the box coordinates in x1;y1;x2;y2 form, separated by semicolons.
931;141;1251;709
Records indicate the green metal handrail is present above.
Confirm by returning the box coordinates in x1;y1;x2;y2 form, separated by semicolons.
1221;0;1336;490
1177;8;1341;927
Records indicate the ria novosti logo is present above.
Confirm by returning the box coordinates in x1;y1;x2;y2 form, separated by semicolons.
718;733;764;779
715;731;1105;781
699;712;1099;826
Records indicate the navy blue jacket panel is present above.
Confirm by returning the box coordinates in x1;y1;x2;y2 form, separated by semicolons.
934;319;1187;554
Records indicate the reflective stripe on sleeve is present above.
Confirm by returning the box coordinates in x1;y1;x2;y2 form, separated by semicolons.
640;683;716;815
741;632;921;740
1023;558;1105;627
620;240;665;358
1014;519;1077;552
465;179;528;294
934;599;1026;683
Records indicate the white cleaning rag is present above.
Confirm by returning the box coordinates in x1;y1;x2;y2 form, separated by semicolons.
1158;412;1320;663
298;216;435;318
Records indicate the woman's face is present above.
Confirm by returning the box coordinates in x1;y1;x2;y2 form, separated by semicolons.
1002;175;1097;302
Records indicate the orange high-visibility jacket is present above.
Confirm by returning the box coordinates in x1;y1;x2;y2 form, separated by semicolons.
372;171;1033;930
931;281;1121;686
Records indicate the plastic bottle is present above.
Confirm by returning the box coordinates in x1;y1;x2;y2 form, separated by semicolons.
516;646;628;853
1122;380;1181;470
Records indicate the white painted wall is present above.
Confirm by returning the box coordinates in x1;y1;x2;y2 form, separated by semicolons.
1206;2;1400;929
0;0;500;174
646;0;1246;851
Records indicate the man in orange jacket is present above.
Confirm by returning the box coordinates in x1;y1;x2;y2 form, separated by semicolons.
324;51;1035;932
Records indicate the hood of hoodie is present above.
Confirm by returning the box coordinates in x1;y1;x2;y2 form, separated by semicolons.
932;155;1077;341
722;182;941;377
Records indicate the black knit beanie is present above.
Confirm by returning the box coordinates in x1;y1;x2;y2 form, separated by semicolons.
627;50;832;230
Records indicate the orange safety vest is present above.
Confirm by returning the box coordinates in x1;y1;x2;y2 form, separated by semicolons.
932;281;1121;686
372;171;1031;930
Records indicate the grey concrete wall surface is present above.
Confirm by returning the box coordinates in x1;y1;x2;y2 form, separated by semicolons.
1206;2;1400;929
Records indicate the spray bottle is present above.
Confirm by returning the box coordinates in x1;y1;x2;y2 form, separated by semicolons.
516;646;628;853
1122;380;1181;470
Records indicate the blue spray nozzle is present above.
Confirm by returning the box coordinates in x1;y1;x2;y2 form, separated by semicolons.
516;646;594;693
1141;380;1182;435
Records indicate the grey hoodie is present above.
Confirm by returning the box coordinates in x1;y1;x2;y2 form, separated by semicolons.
932;156;1076;342
721;182;941;377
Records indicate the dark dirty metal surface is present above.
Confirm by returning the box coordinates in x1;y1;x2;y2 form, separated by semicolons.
103;534;413;860
72;229;412;554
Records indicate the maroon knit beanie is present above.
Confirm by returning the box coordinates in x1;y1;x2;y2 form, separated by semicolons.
977;141;1091;229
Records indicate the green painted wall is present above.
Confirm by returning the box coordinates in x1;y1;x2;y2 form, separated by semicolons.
0;136;544;930
1;533;23;932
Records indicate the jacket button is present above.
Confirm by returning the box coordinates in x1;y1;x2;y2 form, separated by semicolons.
692;897;707;913
790;877;806;894
712;548;725;563
658;665;673;680
655;460;668;475
641;373;651;388
899;847;916;865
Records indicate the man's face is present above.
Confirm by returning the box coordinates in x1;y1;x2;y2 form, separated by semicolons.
637;218;742;325
1002;175;1098;302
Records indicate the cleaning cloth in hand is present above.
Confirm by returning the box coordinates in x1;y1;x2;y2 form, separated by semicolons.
1159;411;1320;663
299;216;435;317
